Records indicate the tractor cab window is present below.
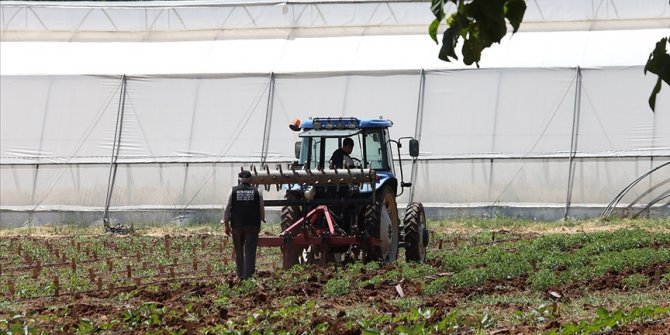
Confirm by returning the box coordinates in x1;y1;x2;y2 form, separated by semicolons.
302;136;363;170
364;128;390;171
298;129;392;171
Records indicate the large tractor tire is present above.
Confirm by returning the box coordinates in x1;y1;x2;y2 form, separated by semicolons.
364;186;399;264
280;194;303;269
404;202;428;262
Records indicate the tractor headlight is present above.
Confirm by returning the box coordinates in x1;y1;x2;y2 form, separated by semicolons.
304;185;316;200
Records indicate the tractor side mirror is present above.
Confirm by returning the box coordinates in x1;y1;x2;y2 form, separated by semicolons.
409;139;419;157
294;141;301;159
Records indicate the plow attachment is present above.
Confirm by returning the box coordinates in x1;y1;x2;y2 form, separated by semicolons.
245;166;378;187
257;205;358;248
246;166;379;268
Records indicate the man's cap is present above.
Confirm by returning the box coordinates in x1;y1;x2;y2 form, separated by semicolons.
238;170;252;178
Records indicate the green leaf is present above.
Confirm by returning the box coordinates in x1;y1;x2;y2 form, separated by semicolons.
432;0;526;67
439;24;461;62
644;36;670;111
431;0;447;21
462;36;483;67
465;0;506;44
596;307;610;319
505;0;527;33
644;37;670;84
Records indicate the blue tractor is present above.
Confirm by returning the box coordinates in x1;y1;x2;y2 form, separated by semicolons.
254;117;428;268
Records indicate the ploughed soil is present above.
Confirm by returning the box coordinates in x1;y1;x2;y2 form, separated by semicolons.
2;229;669;334
4;262;670;334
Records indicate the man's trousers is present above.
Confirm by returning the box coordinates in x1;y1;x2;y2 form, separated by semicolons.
231;225;260;279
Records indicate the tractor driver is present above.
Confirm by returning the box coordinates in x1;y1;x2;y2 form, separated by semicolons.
329;137;355;169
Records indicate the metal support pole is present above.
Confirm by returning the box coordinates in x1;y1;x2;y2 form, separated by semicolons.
409;69;426;203
489;71;503;205
182;80;202;205
564;67;582;220
261;72;275;167
25;77;54;227
103;75;127;225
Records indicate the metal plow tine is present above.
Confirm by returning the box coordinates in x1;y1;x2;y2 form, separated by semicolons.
247;168;376;186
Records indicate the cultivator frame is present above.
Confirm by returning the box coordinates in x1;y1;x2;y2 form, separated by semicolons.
244;165;382;265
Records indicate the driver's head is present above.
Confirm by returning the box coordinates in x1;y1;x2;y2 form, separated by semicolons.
342;138;354;154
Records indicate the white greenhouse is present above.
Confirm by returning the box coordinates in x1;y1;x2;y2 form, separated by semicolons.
1;0;669;227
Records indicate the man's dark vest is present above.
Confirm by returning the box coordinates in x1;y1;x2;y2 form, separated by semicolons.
230;183;261;227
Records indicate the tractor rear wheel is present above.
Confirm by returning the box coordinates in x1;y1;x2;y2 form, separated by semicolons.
364;186;399;264
404;202;428;262
280;195;303;269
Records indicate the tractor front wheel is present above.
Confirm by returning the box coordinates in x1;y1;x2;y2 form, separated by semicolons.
404;202;428;262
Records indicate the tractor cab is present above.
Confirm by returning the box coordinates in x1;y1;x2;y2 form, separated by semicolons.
295;118;394;172
290;117;419;196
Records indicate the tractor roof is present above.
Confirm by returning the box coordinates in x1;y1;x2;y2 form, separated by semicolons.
300;117;393;130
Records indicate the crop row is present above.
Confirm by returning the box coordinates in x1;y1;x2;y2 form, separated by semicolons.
3;228;668;299
423;228;670;292
0;234;284;300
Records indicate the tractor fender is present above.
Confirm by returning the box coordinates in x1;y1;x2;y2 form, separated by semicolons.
360;173;397;196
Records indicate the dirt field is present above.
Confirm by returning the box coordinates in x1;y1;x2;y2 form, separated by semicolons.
1;219;669;334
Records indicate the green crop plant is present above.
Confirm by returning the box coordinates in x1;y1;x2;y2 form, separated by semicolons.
557;266;593;286
399;262;438;279
439;246;479;272
381;268;402;283
422;276;451;296
512;303;559;326
580;229;655;255
364;261;380;272
662;271;670;285
548;305;670;334
529;268;562;291
389;296;423;309
538;250;586;271
1;313;38;335
358;274;385;288
451;268;490;288
324;277;350;296
486;253;532;280
2;221;670;334
529;233;588;253
592;247;669;276
622;274;649;290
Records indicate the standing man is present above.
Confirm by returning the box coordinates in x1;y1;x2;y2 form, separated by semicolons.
222;170;265;280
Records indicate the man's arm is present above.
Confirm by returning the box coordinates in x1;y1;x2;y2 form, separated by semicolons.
258;189;265;223
222;190;233;234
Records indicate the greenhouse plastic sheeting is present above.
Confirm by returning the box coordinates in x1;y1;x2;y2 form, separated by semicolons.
1;0;669;223
2;68;668;213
